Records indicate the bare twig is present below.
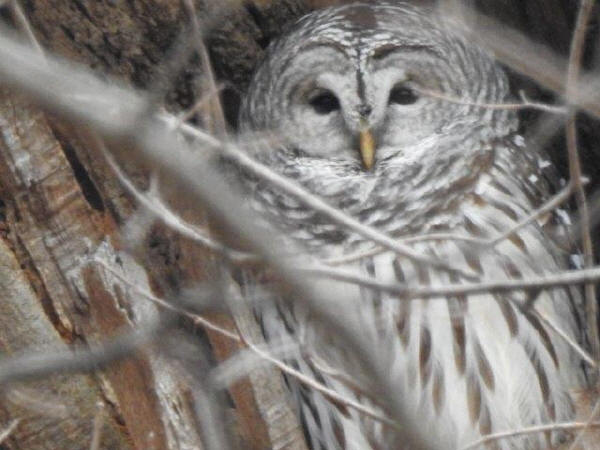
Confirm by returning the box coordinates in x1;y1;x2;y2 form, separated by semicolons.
96;259;241;337
107;203;598;392
534;310;597;368
96;260;396;428
568;397;600;450
5;387;68;418
0;316;167;385
160;332;234;450
443;6;600;119
162;112;479;279
244;344;396;427
461;420;600;450
224;145;473;280
400;233;487;246
565;0;599;367
217;340;397;428
173;82;225;129
326;179;576;266
324;245;384;266
413;86;568;114
191;387;233;450
182;0;227;134
88;403;105;450
0;419;20;445
8;0;45;58
327;178;577;267
101;141;259;265
489;183;575;248
325;233;487;266
301;264;600;299
172;118;477;281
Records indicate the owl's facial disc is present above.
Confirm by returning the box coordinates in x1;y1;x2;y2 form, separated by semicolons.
304;81;378;170
280;47;441;170
311;70;425;168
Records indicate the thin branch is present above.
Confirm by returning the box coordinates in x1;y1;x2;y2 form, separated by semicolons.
6;387;68;418
534;310;597;368
182;0;226;134
171;117;478;281
95;259;242;339
400;233;487;245
100;140;259;265
413;86;568;114
96;260;396;428
88;403;105;450
326;181;577;266
0;315;168;385
307;352;380;406
160;332;234;450
461;421;600;450
327;110;575;266
300;264;600;299
0;419;20;445
443;5;600;118
565;0;599;366
324;245;386;266
488;183;574;248
4;243;224;416
325;233;487;266
225;340;397;428
191;387;232;450
8;0;46;59
568;397;600;450
250;345;397;427
173;82;225;129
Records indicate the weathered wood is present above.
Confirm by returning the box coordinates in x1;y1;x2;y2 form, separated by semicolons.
0;1;314;448
0;90;209;449
0;90;133;449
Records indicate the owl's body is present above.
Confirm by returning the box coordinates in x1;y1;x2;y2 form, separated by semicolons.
237;3;588;449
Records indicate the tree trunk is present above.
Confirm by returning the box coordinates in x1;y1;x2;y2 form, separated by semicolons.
0;1;313;449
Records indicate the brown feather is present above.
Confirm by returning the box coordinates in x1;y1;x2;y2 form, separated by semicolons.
466;374;482;424
525;312;559;367
432;367;445;415
474;339;495;391
419;325;432;386
498;298;519;337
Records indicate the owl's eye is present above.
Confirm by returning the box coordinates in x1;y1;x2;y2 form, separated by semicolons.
389;84;419;105
309;91;340;114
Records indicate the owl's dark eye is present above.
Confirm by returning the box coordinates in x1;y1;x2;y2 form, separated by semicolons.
389;84;419;105
309;91;340;114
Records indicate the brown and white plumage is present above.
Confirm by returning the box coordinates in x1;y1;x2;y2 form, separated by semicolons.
235;2;589;449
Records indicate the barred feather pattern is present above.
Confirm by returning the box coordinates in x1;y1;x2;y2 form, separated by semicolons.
236;3;589;449
246;137;587;450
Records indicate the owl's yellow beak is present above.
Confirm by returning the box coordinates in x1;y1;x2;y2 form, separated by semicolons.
359;128;375;170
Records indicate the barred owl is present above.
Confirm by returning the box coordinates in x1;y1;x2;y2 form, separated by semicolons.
236;2;589;449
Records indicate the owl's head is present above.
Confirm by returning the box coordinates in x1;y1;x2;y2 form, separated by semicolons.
239;2;515;173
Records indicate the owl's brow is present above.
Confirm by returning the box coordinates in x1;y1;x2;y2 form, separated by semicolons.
300;40;351;59
370;43;440;60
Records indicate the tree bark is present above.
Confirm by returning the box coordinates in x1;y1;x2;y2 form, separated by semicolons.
0;1;313;449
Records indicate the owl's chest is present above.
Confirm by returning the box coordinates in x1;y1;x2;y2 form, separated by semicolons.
250;154;490;255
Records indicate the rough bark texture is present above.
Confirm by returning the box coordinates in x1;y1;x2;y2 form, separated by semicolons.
0;0;597;449
1;2;315;449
